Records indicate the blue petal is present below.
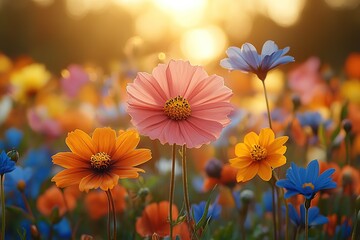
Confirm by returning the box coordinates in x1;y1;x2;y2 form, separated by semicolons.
241;43;260;69
284;190;299;199
261;40;278;58
269;55;295;69
305;160;319;183
310;214;328;226
225;47;252;71
220;58;237;70
288;204;301;226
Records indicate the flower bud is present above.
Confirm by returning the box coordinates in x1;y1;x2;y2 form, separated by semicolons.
292;94;301;111
205;159;223;178
342;119;352;134
30;225;39;239
81;234;94;240
138;187;150;200
7;149;19;163
17;180;26;192
240;189;254;205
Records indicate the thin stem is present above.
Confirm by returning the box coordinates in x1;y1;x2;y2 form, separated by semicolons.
106;190;112;240
294;226;300;240
108;190;117;240
352;210;359;240
304;199;311;240
169;144;176;239
262;80;273;129
20;192;35;221
345;133;351;165
305;205;309;240
273;171;289;240
181;145;192;233
1;174;5;240
271;183;278;240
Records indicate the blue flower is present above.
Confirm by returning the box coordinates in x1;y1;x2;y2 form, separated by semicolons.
22;147;52;198
0;128;23;151
0;150;15;175
288;204;328;227
220;40;294;81
276;160;336;199
192;201;222;224
4;166;33;208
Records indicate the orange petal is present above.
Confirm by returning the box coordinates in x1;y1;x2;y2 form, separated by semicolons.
52;168;90;189
259;128;275;147
112;130;140;159
229;157;253;169
267;154;286;168
242;162;259;182
112;149;151;167
52;152;89;169
66;129;95;160
79;173;102;192
99;173;119;191
257;161;272;181
111;167;145;179
92;127;117;155
235;143;251;157
244;131;259;147
267;136;288;154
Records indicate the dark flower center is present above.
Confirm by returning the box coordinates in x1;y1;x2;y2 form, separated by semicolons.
250;144;267;161
164;96;191;121
90;152;111;170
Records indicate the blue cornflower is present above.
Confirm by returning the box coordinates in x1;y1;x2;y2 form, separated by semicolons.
0;128;23;151
288;204;328;227
192;201;222;224
4;166;33;208
276;160;337;199
0;151;15;175
220;40;294;81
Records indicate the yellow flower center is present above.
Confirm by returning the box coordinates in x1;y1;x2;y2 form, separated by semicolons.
302;182;315;190
164;96;191;121
250;144;267;161
90;152;111;170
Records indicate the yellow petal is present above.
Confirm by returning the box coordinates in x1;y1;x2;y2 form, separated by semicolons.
259;128;275;147
235;143;251;157
267;136;288;154
266;154;286;168
257;161;272;181
244;131;259;147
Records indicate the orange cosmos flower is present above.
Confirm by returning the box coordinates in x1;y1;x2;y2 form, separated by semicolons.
136;201;189;239
230;128;288;182
52;128;151;192
85;185;127;219
36;185;77;217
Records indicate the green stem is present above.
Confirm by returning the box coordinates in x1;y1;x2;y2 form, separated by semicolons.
345;133;351;165
262;80;273;130
181;145;192;233
169;144;176;239
304;199;311;240
273;171;289;240
352;210;358;240
271;183;278;240
106;190;112;240
108;190;117;240
1;174;5;240
305;207;309;240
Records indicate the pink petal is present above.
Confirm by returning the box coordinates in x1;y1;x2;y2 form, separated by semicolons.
191;102;234;126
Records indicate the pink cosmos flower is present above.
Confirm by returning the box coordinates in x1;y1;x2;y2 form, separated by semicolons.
126;60;233;148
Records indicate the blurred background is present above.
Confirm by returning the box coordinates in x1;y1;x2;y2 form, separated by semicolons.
1;0;360;73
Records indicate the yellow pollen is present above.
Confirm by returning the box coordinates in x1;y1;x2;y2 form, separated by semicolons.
302;182;315;190
164;96;191;121
90;152;111;170
250;144;267;161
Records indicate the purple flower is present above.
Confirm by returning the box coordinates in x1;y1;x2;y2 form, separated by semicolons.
220;40;294;81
